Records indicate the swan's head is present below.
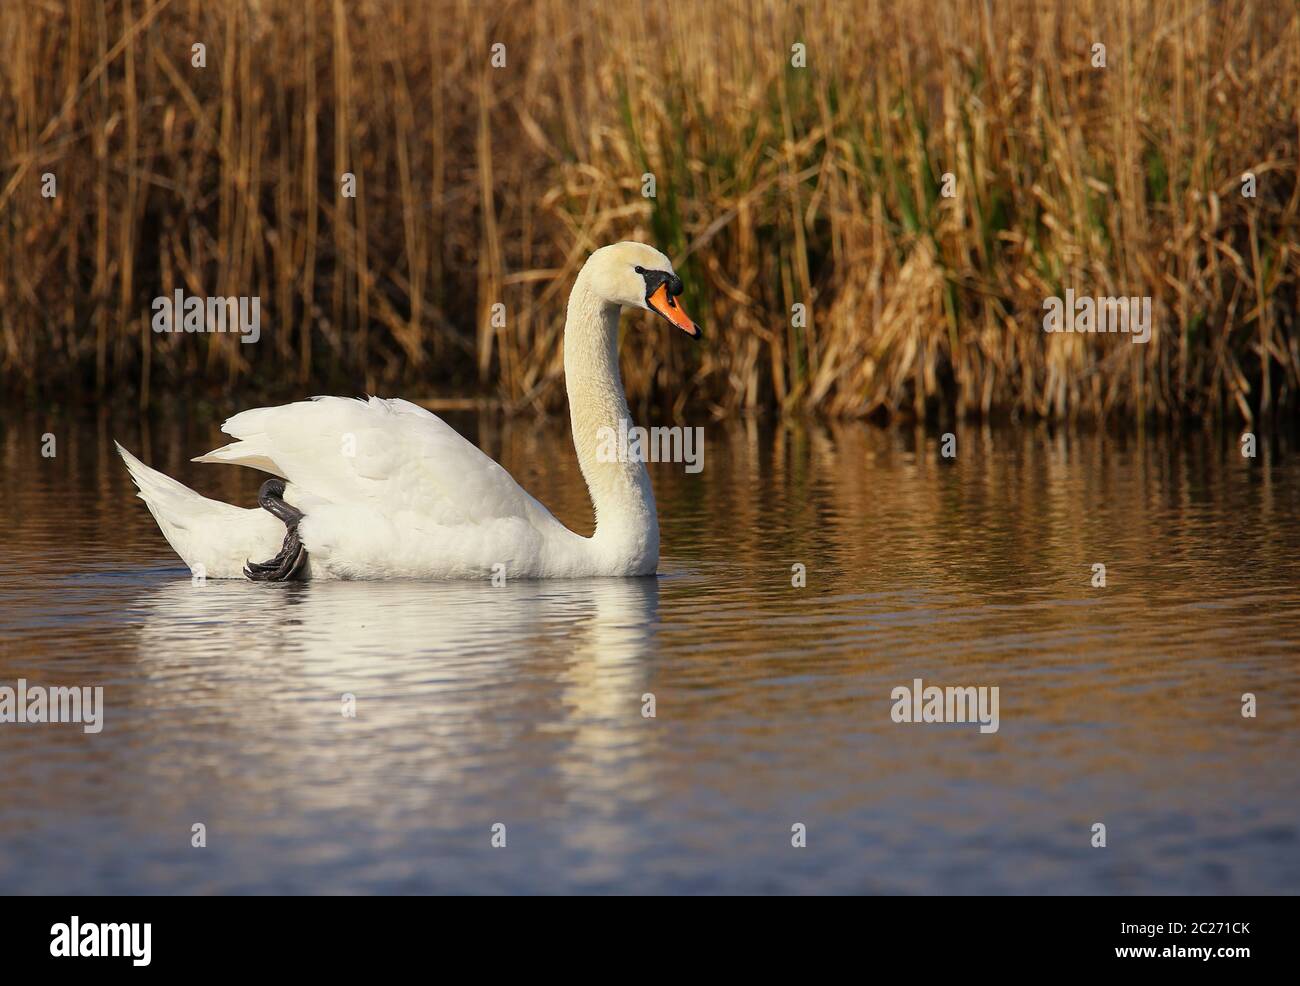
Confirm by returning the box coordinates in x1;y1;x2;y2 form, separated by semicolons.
584;241;702;340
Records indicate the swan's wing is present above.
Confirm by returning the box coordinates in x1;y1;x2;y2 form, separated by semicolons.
195;396;559;529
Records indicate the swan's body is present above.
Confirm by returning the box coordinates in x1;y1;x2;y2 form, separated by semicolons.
118;242;700;581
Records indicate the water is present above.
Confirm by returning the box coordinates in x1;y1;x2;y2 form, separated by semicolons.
1;411;1298;894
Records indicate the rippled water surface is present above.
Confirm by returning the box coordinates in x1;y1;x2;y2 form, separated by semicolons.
1;412;1298;894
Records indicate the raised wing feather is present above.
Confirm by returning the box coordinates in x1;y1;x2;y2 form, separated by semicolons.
195;397;559;529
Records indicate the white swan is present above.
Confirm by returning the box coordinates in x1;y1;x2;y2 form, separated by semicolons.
117;241;701;580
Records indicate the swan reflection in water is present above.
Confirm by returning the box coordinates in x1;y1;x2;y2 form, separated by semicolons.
127;574;664;873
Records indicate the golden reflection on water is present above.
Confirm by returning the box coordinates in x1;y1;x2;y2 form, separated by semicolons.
0;410;1297;893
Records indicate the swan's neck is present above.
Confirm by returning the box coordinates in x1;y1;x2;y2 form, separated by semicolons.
564;273;659;571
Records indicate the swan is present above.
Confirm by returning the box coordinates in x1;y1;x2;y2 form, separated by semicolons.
117;241;701;581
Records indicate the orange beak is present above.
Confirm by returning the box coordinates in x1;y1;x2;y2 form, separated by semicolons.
647;283;702;340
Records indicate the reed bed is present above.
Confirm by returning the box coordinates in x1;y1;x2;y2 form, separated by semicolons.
1;0;1296;422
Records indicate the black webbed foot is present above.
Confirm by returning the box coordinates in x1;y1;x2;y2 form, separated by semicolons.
245;479;310;582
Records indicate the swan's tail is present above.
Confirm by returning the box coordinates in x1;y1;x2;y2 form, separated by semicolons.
115;442;283;579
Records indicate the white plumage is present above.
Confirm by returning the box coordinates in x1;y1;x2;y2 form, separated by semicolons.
117;242;700;581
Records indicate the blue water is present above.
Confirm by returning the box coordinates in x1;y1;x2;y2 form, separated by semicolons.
1;415;1297;893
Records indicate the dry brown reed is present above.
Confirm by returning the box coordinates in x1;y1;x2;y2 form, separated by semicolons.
1;0;1297;422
